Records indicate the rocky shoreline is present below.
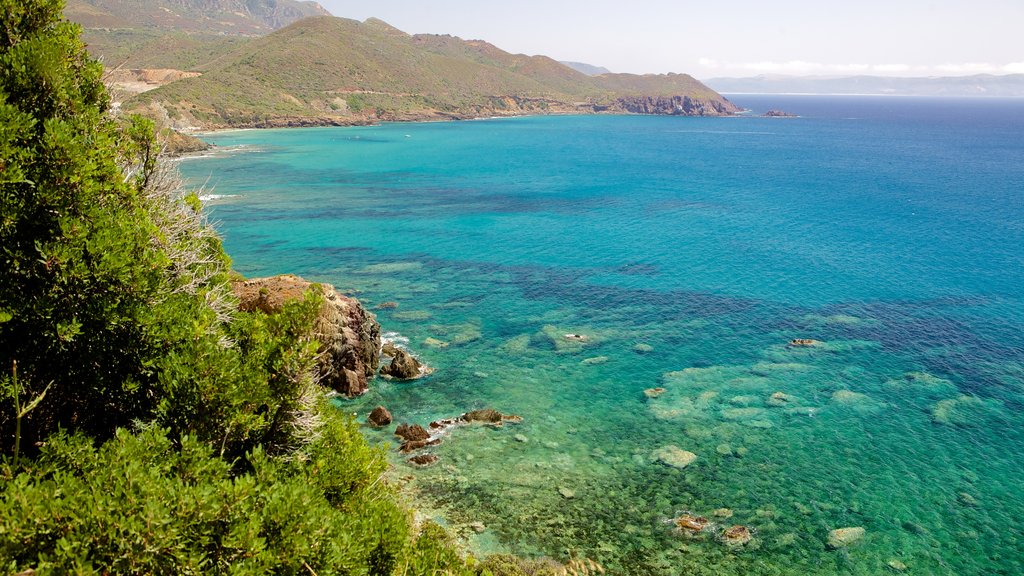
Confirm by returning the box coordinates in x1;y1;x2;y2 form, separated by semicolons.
169;97;741;133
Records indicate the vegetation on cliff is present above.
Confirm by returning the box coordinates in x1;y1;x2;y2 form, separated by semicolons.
64;3;738;128
0;1;475;573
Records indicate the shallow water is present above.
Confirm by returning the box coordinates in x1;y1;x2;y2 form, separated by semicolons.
182;96;1024;575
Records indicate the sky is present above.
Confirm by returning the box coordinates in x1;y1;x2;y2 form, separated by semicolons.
314;0;1023;79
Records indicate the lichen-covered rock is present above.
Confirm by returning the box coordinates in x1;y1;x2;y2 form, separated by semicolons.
233;274;380;396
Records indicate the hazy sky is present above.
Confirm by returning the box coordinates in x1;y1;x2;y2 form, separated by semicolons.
315;0;1022;78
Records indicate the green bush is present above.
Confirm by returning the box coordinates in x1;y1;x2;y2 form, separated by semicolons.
0;2;478;574
0;408;413;574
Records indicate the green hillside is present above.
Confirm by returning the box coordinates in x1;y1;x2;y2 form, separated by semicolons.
127;16;738;128
66;0;330;34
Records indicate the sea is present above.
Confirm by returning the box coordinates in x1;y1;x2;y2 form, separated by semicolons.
179;95;1024;575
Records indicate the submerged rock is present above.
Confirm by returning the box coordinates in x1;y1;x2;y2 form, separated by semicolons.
407;454;439;467
887;559;908;571
423;337;449;348
831;390;872;405
767;391;796;407
827;527;865;549
931;394;1006;426
720;407;766;421
581;356;609;365
233;274;380;396
633;343;654;354
368;406;392;427
652;445;698;469
644;387;667;398
957;492;979;507
721;525;753;547
375;301;399;310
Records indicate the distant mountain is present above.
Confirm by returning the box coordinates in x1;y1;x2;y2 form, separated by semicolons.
561;61;612;76
66;0;331;35
122;16;737;129
704;74;1024;97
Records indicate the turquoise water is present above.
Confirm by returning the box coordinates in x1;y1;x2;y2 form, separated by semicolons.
181;96;1024;575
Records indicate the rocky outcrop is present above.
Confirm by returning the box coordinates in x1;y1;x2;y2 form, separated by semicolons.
380;343;427;380
395;423;430;442
368;406;392;427
763;110;798;117
721;525;753;547
233;274;381;396
613;96;739;116
674;514;710;534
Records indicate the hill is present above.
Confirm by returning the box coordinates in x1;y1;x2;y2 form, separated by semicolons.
704;73;1024;97
65;0;330;35
124;16;738;128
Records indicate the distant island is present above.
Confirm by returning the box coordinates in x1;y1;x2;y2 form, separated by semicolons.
67;0;738;129
704;73;1024;97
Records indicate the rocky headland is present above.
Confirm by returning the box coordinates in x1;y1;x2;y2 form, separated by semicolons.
233;274;381;396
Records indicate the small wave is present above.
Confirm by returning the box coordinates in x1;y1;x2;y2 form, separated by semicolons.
382;332;409;347
198;194;241;202
178;144;262;161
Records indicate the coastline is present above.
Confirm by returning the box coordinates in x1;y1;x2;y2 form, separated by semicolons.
180;102;1024;574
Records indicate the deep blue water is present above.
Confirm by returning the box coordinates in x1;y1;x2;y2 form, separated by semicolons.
181;96;1024;575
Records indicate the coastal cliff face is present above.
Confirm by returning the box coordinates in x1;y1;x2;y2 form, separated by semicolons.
613;95;740;116
233;275;381;396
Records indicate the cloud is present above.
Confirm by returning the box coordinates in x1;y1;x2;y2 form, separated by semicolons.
872;64;912;73
697;58;1024;76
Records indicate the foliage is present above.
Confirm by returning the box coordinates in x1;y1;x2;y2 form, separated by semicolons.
0;2;478;574
0;410;412;575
